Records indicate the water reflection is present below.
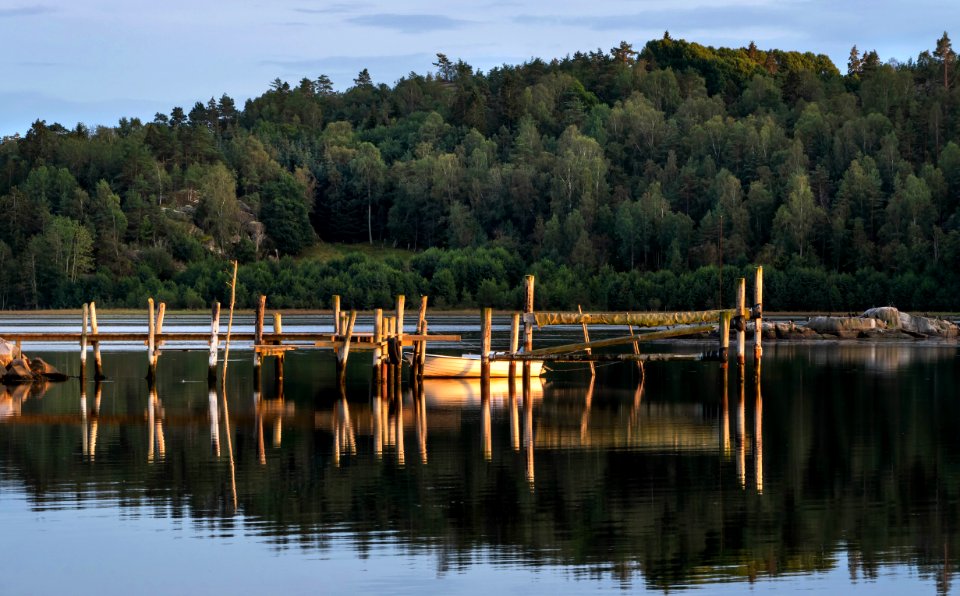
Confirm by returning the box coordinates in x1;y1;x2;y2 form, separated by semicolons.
0;341;958;593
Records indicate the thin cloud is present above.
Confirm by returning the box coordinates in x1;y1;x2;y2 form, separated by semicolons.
295;3;371;15
347;14;471;34
0;5;54;17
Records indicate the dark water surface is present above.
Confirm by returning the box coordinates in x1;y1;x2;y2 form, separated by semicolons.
1;314;959;594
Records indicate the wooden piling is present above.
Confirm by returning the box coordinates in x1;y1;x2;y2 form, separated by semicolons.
523;275;535;352
208;302;220;385
415;296;428;378
147;298;156;381
736;277;746;367
395;294;406;348
373;308;383;378
332;295;341;335
754;266;763;363
152;302;166;374
90;302;104;380
273;312;284;384
80;303;88;380
719;310;731;368
509;312;520;379
480;308;492;382
253;295;266;375
577;304;595;376
336;311;357;385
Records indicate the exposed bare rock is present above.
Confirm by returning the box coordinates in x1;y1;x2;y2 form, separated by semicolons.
3;359;35;383
862;307;958;338
29;358;67;382
807;316;878;335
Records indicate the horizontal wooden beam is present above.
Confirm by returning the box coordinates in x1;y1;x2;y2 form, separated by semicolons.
522;324;714;356
524;309;744;328
491;351;725;363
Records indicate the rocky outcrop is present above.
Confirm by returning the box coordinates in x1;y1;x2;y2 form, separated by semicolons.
0;340;68;383
862;307;958;338
807;316;879;335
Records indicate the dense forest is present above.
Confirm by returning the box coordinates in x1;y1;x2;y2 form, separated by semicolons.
3;33;960;311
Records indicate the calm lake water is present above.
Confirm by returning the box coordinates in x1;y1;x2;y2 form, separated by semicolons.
1;314;959;594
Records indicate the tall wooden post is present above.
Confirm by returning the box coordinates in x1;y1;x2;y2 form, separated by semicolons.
332;295;341;336
208;302;220;385
147;298;156;382
395;296;405;389
80;303;89;381
336;311;357;386
577;304;595;376
415;296;428;379
273;312;284;387
373;308;383;380
719;310;731;368
754;266;763;364
480;308;492;382
90;302;104;380
736;277;746;367
152;302;166;375
509;312;520;380
254;294;266;366
523;275;535;353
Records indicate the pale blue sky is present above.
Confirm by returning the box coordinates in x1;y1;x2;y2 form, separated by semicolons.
1;0;957;136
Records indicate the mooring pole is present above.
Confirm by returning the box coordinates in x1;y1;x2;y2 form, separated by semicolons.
523;275;535;353
754;266;763;365
253;295;266;383
273;312;284;387
480;307;492;383
147;298;156;382
208;302;220;385
509;312;520;380
719;310;731;368
332;295;341;336
80;303;89;381
90;302;104;380
736;277;746;367
373;308;383;382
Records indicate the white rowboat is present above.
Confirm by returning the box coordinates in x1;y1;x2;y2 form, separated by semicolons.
414;353;544;378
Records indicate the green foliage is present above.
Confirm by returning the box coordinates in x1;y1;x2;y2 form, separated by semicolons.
1;34;959;310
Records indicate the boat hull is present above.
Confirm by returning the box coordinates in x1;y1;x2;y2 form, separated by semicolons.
418;354;544;378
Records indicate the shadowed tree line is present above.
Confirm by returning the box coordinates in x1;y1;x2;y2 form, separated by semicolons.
2;33;960;310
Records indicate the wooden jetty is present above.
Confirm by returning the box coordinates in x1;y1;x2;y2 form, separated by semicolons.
481;266;764;378
2;291;459;389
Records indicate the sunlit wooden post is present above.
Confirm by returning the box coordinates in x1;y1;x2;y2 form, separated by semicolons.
90;302;103;380
719;310;731;368
523;275;535;353
373;308;384;381
480;307;492;382
754;266;763;364
80;303;88;381
415;296;428;379
146;298;156;382
578;304;595;376
336;310;357;386
736;277;746;367
332;295;341;336
395;295;405;389
208;302;220;385
273;312;284;389
253;295;266;382
509;312;520;380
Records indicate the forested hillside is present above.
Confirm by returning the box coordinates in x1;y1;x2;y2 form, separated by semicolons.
2;34;960;311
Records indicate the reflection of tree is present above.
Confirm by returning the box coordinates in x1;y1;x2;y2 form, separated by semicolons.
2;352;960;590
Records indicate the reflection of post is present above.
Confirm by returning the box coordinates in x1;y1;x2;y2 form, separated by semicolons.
80;303;88;381
148;385;165;462
736;366;745;488
209;387;220;457
256;398;266;466
629;377;644;435
577;305;595;376
90;382;101;461
373;390;383;460
523;363;534;488
754;367;763;494
81;383;89;458
721;365;730;456
580;375;595;445
395;394;405;467
415;382;427;464
509;373;520;451
273;418;282;448
481;387;492;461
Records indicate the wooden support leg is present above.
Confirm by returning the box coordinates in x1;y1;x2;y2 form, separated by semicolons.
90;302;104;380
209;302;220;385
